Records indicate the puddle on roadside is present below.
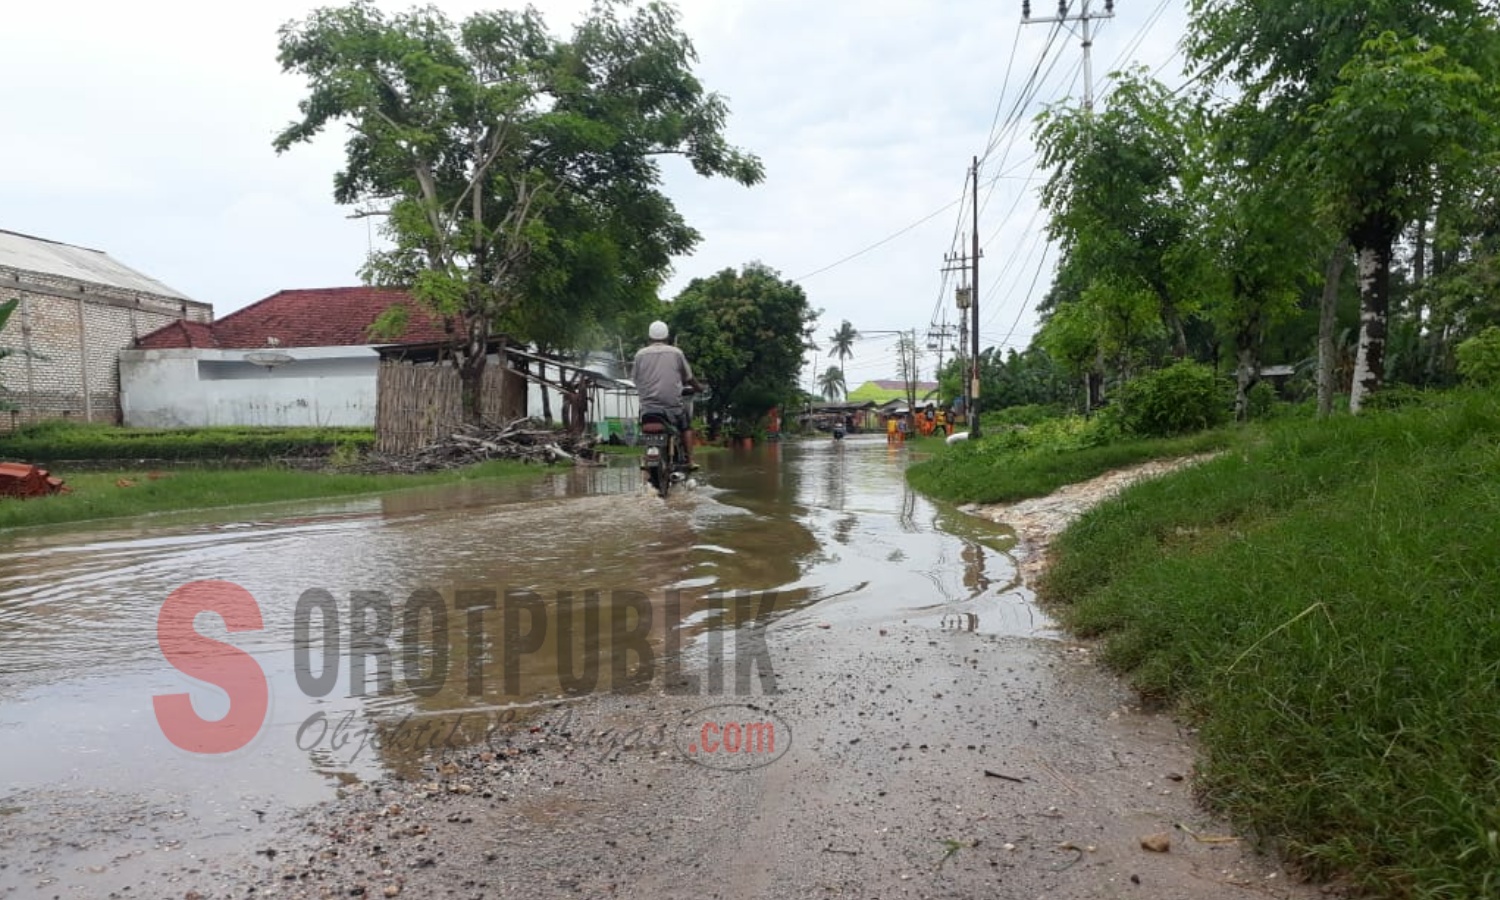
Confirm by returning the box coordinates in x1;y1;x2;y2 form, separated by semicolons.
0;437;1052;894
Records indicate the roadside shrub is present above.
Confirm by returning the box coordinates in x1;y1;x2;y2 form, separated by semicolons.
1110;361;1229;437
984;403;1068;428
1455;326;1500;385
970;414;1105;456
328;438;366;469
1245;380;1277;420
1360;383;1430;412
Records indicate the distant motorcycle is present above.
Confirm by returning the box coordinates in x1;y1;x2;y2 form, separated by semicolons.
639;387;697;499
832;422;846;440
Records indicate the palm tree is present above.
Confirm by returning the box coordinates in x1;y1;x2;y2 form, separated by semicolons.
818;365;847;401
0;299;39;410
828;320;858;384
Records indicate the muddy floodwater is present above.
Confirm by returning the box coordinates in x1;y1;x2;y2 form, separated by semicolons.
0;436;1057;895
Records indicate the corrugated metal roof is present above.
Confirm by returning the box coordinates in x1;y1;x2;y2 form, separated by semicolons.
0;229;191;300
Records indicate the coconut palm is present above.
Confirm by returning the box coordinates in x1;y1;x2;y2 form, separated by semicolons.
0;299;41;410
818;365;847;401
828;320;859;383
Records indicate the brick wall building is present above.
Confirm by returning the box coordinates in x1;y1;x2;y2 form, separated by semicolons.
0;229;212;429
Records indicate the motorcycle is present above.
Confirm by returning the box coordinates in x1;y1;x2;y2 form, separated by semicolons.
639;387;697;499
832;421;846;440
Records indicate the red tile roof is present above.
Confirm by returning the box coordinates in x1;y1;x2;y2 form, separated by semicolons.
138;319;220;349
135;287;453;350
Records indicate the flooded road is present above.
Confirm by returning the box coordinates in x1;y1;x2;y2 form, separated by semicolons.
0;436;1054;895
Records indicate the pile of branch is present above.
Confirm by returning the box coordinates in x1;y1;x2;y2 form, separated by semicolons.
346;419;603;474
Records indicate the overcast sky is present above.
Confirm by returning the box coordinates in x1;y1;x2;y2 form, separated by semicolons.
2;0;1188;388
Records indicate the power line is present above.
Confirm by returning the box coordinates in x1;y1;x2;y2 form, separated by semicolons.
978;26;1025;169
929;170;974;326
793;196;964;282
976;20;1069;221
1095;0;1175;105
977;58;1084;255
982;215;1051;331
996;233;1056;351
982;20;1065;163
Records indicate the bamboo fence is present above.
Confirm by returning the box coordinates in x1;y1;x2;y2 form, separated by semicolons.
375;361;524;454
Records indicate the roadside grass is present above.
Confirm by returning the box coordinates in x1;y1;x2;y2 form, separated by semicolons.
0;421;374;463
906;425;1236;504
1038;388;1500;897
0;459;545;531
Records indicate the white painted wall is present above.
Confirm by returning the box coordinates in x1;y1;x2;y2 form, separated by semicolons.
122;345;642;430
120;346;381;428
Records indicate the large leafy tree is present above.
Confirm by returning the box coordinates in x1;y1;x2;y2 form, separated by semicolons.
1424;175;1500;343
942;346;1079;413
1190;104;1328;420
1035;290;1105;410
1035;68;1201;359
274;0;763;423
666;262;817;438
1185;0;1500;412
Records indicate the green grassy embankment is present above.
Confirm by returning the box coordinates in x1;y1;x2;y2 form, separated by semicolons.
0;459;547;531
0;421;374;464
0;423;558;530
906;417;1236;504
1026;390;1500;898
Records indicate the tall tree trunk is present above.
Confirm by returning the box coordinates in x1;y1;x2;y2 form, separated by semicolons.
1349;215;1398;414
1233;283;1261;423
1317;239;1351;419
460;312;488;426
1425;196;1450;385
1234;344;1257;423
1088;344;1106;411
540;370;553;425
1156;288;1189;359
1413;216;1427;286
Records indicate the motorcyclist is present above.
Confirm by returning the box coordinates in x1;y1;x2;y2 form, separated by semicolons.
633;320;703;468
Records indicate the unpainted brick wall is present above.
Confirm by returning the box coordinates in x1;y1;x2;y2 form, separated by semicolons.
0;268;212;431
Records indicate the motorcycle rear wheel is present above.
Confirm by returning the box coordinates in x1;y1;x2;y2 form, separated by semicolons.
646;462;670;499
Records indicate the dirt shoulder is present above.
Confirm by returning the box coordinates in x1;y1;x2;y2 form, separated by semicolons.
190;631;1323;900
959;453;1219;589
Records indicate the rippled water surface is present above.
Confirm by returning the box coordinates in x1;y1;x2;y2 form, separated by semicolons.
0;436;1055;887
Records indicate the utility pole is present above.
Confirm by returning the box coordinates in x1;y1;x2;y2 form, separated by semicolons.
927;319;957;380
1022;0;1116;116
942;248;975;430
969;155;983;438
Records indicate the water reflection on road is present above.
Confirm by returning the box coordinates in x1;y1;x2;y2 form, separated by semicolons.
0;435;1055;889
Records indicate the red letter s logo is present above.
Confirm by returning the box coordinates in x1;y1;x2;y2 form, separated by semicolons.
153;580;269;754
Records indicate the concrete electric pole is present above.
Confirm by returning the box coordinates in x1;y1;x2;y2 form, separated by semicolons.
1022;0;1116;116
